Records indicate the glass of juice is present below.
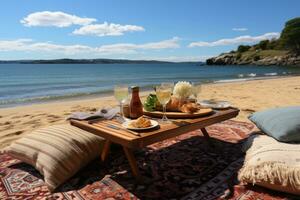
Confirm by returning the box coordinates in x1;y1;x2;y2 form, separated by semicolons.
156;84;172;123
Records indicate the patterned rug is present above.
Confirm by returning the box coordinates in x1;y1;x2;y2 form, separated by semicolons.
0;120;297;200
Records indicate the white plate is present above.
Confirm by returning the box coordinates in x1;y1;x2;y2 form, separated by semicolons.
200;100;231;109
122;119;159;131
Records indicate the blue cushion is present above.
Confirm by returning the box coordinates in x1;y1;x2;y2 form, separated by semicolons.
249;106;300;142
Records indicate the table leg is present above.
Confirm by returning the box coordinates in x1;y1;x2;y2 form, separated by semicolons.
200;128;214;147
123;147;141;180
101;140;111;162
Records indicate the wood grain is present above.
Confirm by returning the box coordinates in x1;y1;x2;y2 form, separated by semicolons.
70;108;239;149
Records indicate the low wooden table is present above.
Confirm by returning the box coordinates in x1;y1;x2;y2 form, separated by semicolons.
70;108;239;179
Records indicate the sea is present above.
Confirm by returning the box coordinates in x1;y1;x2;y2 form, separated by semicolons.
1;63;300;108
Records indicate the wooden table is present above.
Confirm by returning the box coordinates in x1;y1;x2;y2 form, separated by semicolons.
70;108;239;179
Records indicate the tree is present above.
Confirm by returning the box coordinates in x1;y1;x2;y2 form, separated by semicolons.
237;45;251;53
258;40;269;50
280;17;300;54
267;38;278;50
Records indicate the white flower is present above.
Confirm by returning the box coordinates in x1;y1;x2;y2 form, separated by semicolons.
173;81;193;99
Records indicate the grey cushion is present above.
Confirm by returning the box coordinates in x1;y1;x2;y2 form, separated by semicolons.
249;106;300;142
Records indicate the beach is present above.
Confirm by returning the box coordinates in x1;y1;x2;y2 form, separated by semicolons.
0;76;300;149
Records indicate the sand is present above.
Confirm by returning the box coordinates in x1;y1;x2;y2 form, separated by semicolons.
1;76;300;149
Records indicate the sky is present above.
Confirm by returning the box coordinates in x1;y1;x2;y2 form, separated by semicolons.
0;0;299;62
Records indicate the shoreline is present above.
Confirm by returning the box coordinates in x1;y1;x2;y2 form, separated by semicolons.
1;74;298;109
1;76;300;149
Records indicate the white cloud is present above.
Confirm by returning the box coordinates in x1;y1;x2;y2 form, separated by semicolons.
0;37;180;55
139;37;180;49
232;27;248;31
73;22;145;37
21;11;96;27
189;32;280;47
94;37;180;54
0;39;33;51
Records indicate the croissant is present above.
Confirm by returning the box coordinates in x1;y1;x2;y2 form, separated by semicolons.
156;97;199;113
166;97;186;111
180;103;199;113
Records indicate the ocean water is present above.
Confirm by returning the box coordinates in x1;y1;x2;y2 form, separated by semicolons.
0;63;300;108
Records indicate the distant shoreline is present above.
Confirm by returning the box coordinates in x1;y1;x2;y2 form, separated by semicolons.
0;58;202;65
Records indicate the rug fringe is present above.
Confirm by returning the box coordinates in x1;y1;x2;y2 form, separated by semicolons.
238;161;300;189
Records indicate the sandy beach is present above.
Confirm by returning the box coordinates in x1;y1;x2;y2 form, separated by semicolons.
0;76;299;149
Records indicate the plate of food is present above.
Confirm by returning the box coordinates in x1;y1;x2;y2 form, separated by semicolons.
122;116;159;130
200;100;231;109
143;94;213;119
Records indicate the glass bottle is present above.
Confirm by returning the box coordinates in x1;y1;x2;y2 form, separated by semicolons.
130;86;143;119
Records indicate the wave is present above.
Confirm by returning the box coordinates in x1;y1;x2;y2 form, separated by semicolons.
264;72;278;76
0;83;160;107
217;73;287;84
237;73;257;78
0;90;112;107
247;73;256;77
214;78;256;83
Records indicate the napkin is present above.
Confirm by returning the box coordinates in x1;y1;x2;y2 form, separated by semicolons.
67;107;120;120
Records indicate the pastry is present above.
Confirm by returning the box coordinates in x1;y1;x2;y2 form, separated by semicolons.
129;116;152;128
180;103;199;113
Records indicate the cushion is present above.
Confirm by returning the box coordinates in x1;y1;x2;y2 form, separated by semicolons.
1;124;104;191
249;106;300;142
239;134;300;195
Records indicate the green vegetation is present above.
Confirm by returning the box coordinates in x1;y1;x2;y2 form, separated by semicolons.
229;17;300;62
233;17;300;59
206;17;300;66
237;50;288;62
257;50;288;57
236;40;281;55
237;45;251;53
257;40;269;50
280;17;300;54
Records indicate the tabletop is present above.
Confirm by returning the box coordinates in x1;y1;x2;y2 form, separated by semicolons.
70;108;239;149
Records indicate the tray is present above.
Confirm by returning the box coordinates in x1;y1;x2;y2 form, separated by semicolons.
143;108;213;119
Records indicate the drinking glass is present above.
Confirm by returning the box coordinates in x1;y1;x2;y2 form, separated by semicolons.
114;84;129;122
192;82;202;104
156;85;172;123
161;82;174;90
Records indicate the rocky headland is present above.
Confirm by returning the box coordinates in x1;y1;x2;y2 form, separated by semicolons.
206;52;300;66
207;17;300;66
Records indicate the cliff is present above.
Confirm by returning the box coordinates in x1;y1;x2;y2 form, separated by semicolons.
206;50;300;66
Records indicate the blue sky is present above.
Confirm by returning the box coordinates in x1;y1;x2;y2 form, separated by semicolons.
0;0;299;61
